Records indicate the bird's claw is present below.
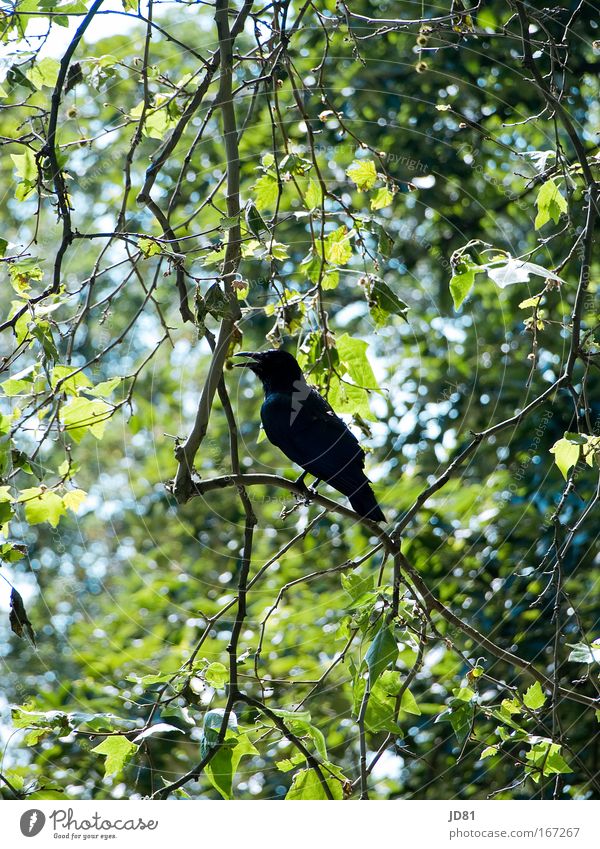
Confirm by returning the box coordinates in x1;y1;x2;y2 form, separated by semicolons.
294;486;312;506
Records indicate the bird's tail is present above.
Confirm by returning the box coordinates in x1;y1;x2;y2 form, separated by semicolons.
348;480;385;523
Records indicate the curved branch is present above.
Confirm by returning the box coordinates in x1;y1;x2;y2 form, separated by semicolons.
175;472;600;711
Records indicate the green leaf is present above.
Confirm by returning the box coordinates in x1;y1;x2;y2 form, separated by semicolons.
523;681;546;710
1;365;36;396
9;258;43;296
129;97;174;140
138;237;162;257
364;624;398;685
341;571;374;603
400;688;422;716
61;397;112;442
62;489;87;513
500;697;521;717
450;268;476;310
454;686;476;702
26;57;60;89
436;696;475;744
378;226;394;258
92;736;137;778
535;179;568;229
549;436;581;479
0;486;14;525
324;225;353;266
11;149;36;182
519;295;543;309
268;241;289;261
31;320;58;361
481;745;499;759
336;334;379;390
51;365;92;396
205;734;258;799
276;752;305;772
379;669;403;696
12;707;70;733
352;675;403;734
205;662;228;688
525;741;571;782
362;276;409;326
204;742;236;798
133;723;184;742
89;377;122;397
286;767;342;800
321;270;339;290
304;178;322;210
252;173;279;210
0;541;26;563
346;159;377;191
328;375;373;421
279;153;312;176
19;488;66;528
203;708;237;745
268;708;312;724
245;202;269;238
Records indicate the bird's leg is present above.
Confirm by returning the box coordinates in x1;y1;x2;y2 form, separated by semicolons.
294;471;312;505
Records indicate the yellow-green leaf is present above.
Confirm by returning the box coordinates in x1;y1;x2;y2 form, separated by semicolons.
346;159;377;191
51;366;92;396
11;149;36;182
534;179;568;230
286;767;342;800
523;681;546;711
92;736;137;777
370;186;394;210
400;688;422;716
138;237;162;257
324;226;353;266
61;397;112;442
252;173;279;210
27;57;60;89
304;178;322;210
19;488;66;528
549;437;580;479
62;489;87;513
450;269;475;310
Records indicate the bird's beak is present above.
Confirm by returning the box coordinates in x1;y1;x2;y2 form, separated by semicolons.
232;351;261;369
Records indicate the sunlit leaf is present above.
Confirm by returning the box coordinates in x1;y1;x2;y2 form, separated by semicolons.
346;159;377;191
92;736;137;777
535;179;568;229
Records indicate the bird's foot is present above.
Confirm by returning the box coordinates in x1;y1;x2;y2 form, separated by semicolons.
293;472;313;505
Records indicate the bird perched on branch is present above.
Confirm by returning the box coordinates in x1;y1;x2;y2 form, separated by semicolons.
233;349;385;522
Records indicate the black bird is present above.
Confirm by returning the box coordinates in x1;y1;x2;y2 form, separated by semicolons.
233;349;385;522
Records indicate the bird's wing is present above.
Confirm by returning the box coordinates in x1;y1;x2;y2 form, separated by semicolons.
260;383;367;480
288;386;366;478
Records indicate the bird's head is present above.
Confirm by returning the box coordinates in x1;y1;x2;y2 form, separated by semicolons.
233;349;303;393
